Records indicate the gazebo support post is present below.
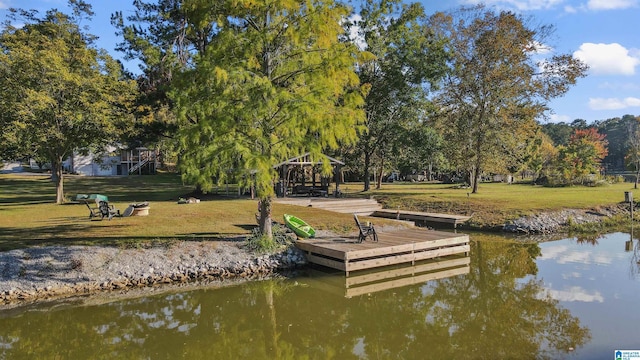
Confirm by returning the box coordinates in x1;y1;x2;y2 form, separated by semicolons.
334;164;342;197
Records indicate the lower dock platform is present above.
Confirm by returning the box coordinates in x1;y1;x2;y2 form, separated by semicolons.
295;228;470;275
372;209;471;228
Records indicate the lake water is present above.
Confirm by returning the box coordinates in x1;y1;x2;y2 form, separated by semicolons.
1;232;639;359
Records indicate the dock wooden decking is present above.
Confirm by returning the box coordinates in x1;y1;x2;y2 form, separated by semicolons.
295;228;470;275
308;256;470;298
372;209;471;228
275;198;471;226
275;198;382;215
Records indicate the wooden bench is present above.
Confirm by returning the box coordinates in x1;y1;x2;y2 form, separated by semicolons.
354;214;378;243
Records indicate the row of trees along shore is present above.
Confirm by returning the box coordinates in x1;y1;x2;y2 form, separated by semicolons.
3;0;628;241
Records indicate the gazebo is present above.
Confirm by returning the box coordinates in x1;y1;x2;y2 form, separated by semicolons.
274;153;344;197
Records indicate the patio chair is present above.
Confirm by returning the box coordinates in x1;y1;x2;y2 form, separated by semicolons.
354;214;378;243
84;200;102;219
98;201;120;220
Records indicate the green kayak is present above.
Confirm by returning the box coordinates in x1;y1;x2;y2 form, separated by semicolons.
284;214;316;238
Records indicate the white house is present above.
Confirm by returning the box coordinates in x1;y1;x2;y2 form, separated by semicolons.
30;147;158;176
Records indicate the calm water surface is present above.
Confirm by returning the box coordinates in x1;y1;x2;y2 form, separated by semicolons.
1;232;639;359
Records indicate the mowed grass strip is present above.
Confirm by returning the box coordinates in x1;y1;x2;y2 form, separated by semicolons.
365;181;633;226
0;174;365;251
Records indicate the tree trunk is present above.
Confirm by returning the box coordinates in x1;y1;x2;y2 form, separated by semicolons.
375;158;384;190
363;152;371;192
259;197;273;240
472;166;480;194
464;170;472;189
376;169;383;189
53;157;64;204
472;152;482;193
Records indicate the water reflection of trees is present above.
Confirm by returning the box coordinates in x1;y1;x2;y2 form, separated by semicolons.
0;241;590;359
423;241;591;359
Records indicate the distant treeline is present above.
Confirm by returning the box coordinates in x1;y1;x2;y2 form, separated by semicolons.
541;114;639;173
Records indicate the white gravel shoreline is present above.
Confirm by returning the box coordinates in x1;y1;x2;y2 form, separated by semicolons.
0;240;307;305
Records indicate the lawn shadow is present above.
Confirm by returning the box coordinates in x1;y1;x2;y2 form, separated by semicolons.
176;232;247;242
0;176;56;204
235;224;257;231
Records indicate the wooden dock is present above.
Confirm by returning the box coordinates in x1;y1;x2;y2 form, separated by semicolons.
307;256;470;298
275;197;471;226
372;209;471;228
295;228;470;275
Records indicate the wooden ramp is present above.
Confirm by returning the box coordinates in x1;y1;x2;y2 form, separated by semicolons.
307;256;470;298
275;198;382;215
295;228;470;275
373;209;471;228
309;198;382;215
275;197;470;226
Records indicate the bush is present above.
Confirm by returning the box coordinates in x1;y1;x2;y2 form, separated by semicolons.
246;223;296;253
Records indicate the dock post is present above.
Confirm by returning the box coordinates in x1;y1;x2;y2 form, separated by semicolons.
412;242;415;266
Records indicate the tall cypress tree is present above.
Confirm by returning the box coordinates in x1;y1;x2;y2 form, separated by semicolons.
172;0;366;239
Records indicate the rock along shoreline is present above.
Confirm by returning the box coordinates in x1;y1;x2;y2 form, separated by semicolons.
1;205;632;306
502;204;630;234
0;241;307;306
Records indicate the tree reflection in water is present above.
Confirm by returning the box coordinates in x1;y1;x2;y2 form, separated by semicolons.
0;240;591;359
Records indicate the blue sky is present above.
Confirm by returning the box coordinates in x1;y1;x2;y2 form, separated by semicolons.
1;0;639;124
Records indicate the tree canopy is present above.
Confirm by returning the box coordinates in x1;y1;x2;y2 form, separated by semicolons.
110;0;222;153
556;127;608;184
347;0;447;191
0;1;137;203
172;0;366;238
429;5;588;193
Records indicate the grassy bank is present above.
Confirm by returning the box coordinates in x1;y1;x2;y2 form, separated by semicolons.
0;174;365;251
359;181;633;229
0;174;634;251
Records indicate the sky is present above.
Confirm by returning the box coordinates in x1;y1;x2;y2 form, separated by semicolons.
1;0;639;124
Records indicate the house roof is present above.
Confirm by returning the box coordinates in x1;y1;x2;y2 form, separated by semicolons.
274;152;345;168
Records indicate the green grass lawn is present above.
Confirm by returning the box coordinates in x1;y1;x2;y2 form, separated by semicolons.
0;174;365;251
0;174;634;251
363;181;634;227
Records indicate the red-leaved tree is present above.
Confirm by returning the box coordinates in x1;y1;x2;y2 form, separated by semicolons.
557;128;608;184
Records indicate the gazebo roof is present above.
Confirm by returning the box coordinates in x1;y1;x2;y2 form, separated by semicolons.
274;152;345;168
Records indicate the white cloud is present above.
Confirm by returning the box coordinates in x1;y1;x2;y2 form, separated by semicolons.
574;43;640;75
344;14;366;51
540;244;617;265
598;81;640;91
545;286;605;302
587;0;639;10
549;114;571;122
561;271;582;280
564;5;579;12
463;0;563;11
589;97;640;110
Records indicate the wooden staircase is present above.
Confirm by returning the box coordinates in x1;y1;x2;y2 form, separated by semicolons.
128;157;149;174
